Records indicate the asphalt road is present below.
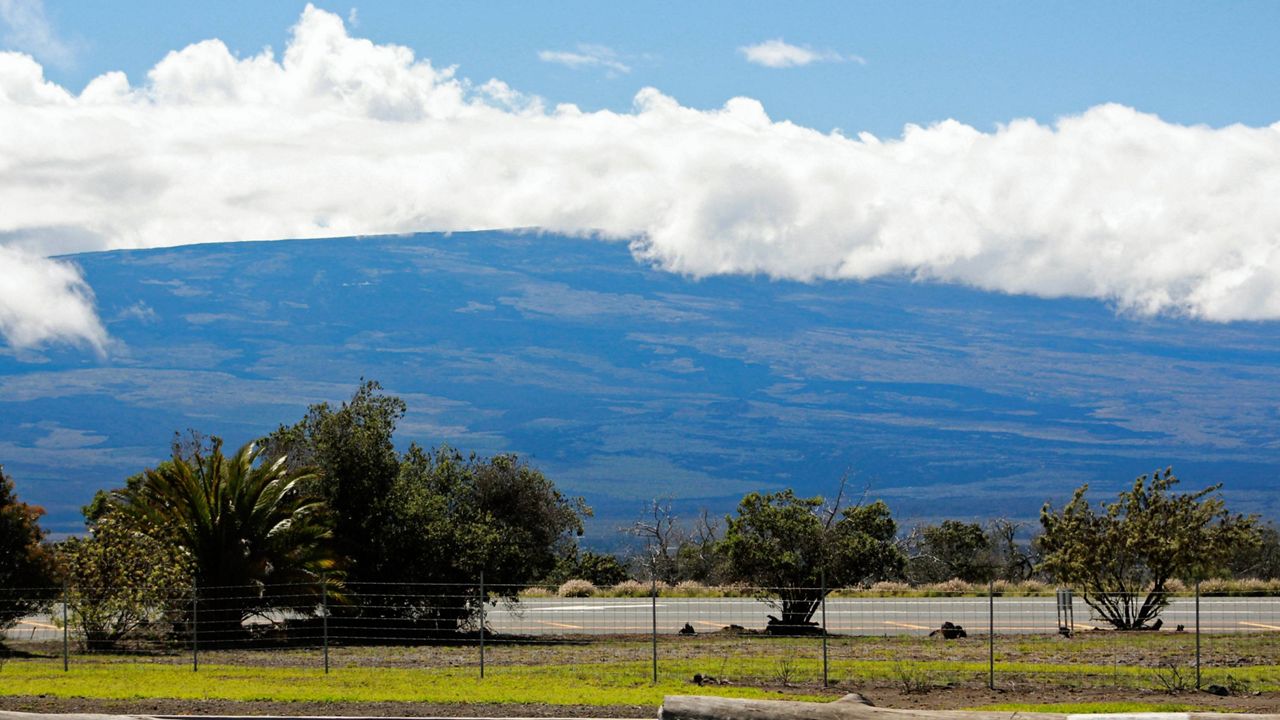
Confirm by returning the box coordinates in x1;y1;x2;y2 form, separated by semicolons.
7;596;1278;642
484;596;1280;636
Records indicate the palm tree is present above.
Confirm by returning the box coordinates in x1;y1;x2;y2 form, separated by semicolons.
114;438;338;641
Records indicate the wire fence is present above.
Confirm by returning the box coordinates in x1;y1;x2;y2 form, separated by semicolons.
2;581;1277;693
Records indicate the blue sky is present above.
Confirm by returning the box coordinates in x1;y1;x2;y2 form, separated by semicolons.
2;1;1280;351
19;1;1280;137
5;1;1280;533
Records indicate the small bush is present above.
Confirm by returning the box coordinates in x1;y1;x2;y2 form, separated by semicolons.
519;586;553;598
557;579;597;597
606;580;650;597
1016;579;1049;595
867;581;911;596
1198;578;1233;595
928;578;975;596
672;580;712;597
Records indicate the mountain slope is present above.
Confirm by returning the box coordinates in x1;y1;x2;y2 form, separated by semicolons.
2;231;1277;538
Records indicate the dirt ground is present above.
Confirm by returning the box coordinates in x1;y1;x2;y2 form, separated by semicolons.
3;684;1279;717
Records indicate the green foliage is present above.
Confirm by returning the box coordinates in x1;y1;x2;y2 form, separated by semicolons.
264;379;405;582
112;438;337;635
267;381;588;631
722;488;903;632
0;465;57;629
905;520;994;584
57;510;192;650
546;550;629;586
1228;521;1280;580
1038;467;1259;630
377;445;589;629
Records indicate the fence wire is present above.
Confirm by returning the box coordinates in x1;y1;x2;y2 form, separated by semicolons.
2;582;1277;693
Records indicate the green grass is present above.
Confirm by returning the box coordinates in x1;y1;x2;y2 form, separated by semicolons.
0;657;830;707
969;702;1214;713
3;631;1276;706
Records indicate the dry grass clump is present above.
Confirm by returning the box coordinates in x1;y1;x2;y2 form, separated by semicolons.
672;580;715;597
928;578;975;595
605;580;650;597
556;579;597;597
865;581;912;596
1199;577;1280;596
519;586;553;598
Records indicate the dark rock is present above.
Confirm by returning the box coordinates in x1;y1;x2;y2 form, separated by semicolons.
929;621;967;639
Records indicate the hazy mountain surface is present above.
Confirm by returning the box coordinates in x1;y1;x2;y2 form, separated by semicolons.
2;231;1277;539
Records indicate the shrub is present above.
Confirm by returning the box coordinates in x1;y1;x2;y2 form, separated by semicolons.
519;586;552;598
606;580;649;597
867;581;912;596
672;580;712;597
928;578;975;595
557;579;597;597
1017;579;1049;595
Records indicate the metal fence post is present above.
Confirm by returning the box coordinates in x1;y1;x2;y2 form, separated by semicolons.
321;573;329;674
651;573;658;683
479;570;486;679
1195;581;1201;689
821;569;829;687
987;579;995;690
192;578;199;672
62;579;69;672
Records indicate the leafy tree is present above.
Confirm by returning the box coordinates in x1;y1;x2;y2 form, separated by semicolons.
905;520;993;584
722;488;903;633
376;445;589;632
1038;468;1259;630
263;380;405;582
267;382;589;632
57;509;192;650
546;550;629;587
113;438;338;640
0;465;57;630
1228;521;1280;580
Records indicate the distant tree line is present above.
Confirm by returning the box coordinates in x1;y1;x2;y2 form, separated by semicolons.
0;380;1275;647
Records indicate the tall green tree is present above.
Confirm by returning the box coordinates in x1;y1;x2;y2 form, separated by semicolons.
722;488;903;633
0;465;57;630
1039;468;1259;629
113;438;338;639
264;380;404;581
377;445;588;631
267;382;589;632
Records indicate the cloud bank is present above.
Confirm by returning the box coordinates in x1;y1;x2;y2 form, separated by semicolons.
2;5;1280;351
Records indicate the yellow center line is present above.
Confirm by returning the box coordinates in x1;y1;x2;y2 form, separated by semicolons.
533;620;584;630
16;621;57;629
1240;621;1280;631
883;620;933;630
692;621;727;628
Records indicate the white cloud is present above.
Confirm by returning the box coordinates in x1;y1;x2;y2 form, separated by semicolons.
0;246;106;353
2;4;1280;352
538;43;630;75
739;38;862;68
0;0;72;67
